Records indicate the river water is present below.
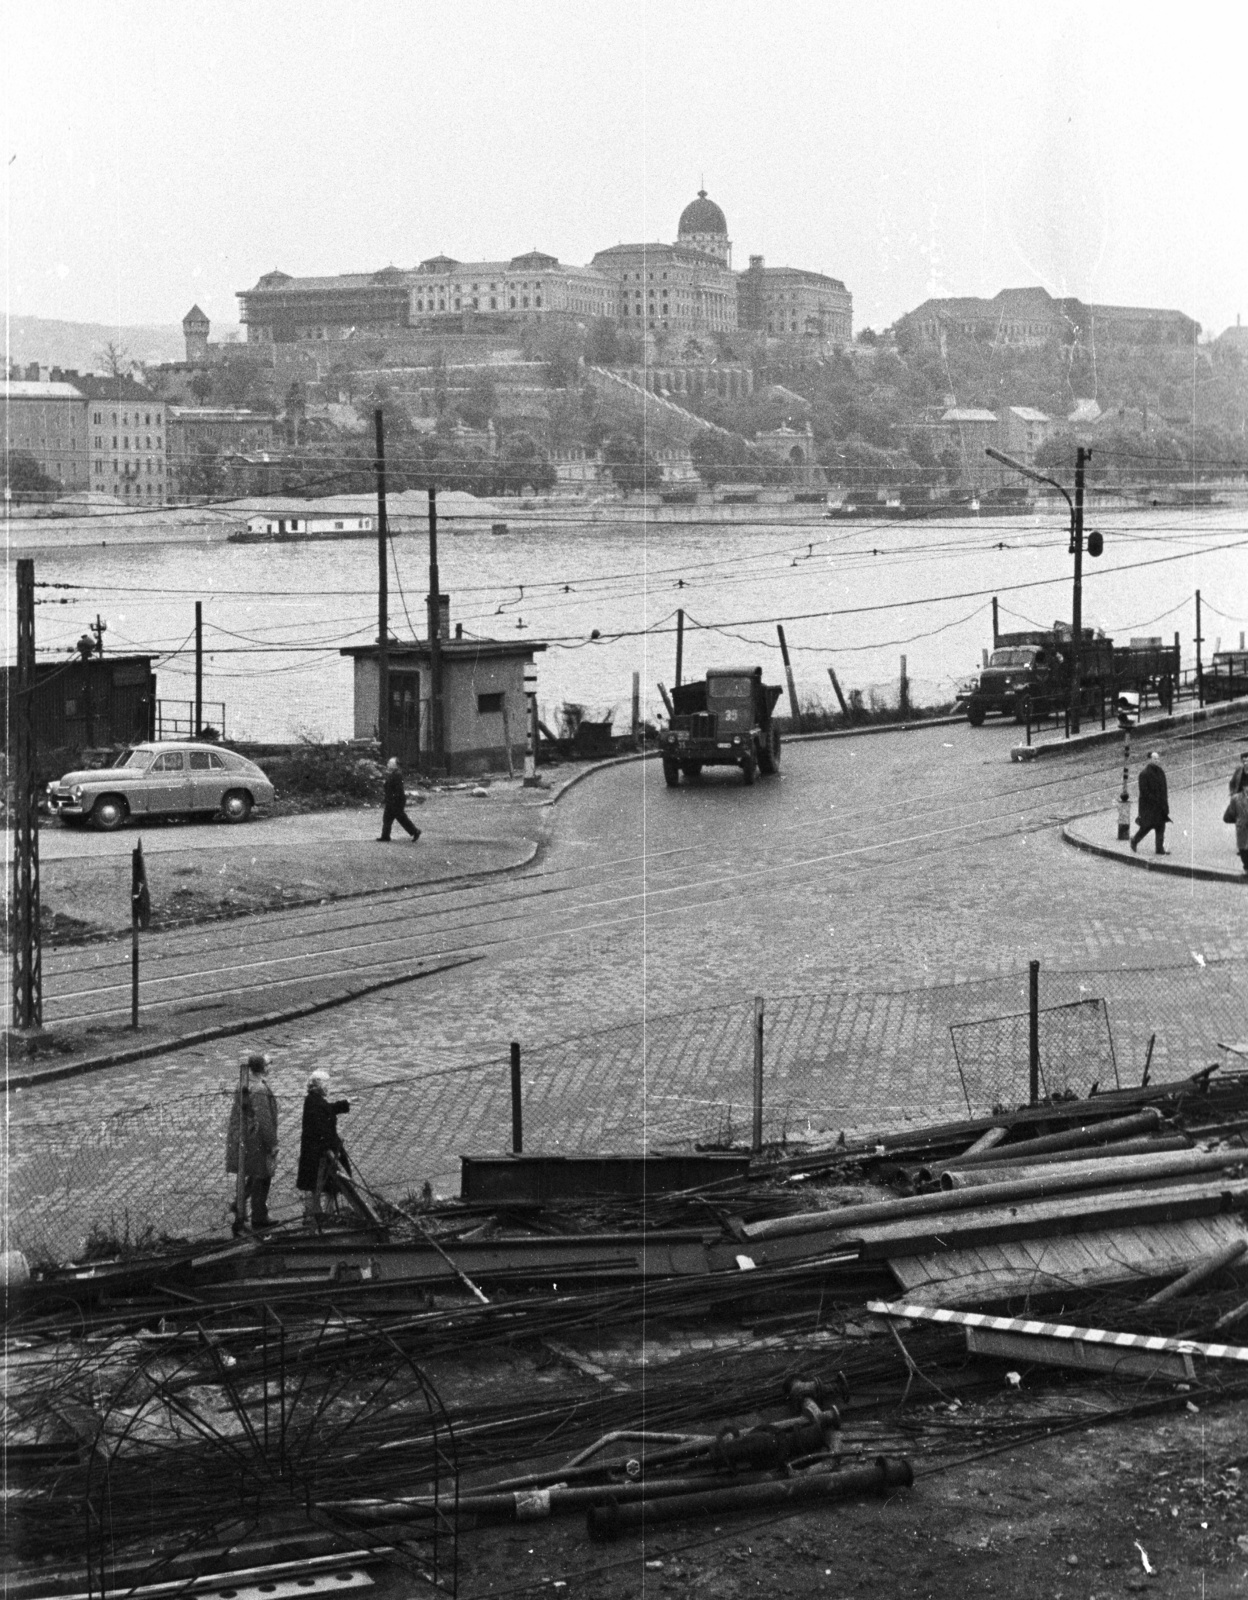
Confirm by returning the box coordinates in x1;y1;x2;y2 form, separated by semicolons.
6;494;1245;742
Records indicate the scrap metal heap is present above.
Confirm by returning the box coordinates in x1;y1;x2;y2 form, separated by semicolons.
5;1061;1248;1596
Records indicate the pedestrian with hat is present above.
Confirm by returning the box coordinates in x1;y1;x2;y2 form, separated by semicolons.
225;1053;279;1231
1229;750;1248;796
378;756;421;843
1130;750;1171;856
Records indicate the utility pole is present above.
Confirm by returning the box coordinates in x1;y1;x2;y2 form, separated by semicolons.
991;596;999;649
675;608;685;688
194;601;203;736
91;614;107;656
427;485;445;774
374;408;390;763
1069;446;1089;733
1195;589;1204;706
11;559;42;1032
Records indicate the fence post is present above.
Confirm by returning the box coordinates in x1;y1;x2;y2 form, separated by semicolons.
234;1063;249;1232
752;997;764;1154
510;1041;523;1154
1029;960;1040;1105
631;670;641;750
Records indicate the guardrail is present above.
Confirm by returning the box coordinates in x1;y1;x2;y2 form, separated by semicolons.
155;700;227;740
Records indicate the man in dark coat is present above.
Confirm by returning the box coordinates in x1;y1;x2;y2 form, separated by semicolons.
225;1053;278;1230
1131;750;1170;855
297;1069;352;1222
379;756;421;842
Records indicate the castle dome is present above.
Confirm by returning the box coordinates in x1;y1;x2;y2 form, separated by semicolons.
678;190;727;237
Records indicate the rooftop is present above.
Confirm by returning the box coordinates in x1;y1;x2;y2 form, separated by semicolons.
2;381;86;400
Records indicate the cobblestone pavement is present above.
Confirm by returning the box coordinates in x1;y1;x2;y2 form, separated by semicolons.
9;713;1248;1257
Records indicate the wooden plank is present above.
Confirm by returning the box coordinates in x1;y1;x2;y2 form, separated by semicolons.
965;1325;1197;1382
886;1216;1248;1305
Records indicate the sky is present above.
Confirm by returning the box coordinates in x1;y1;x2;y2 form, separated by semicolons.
3;0;1245;340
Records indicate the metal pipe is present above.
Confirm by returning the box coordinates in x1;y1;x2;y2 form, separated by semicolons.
959;1127;1008;1161
586;1455;913;1541
946;1108;1164;1168
744;1146;1248;1242
1143;1239;1248;1307
926;1133;1188;1184
939;1143;1204;1190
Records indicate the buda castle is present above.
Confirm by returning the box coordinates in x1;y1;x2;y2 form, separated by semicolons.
235;191;853;351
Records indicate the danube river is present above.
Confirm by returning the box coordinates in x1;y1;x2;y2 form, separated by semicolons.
7;494;1245;742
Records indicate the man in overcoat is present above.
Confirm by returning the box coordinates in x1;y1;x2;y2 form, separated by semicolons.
1131;750;1170;856
379;757;421;842
225;1053;278;1230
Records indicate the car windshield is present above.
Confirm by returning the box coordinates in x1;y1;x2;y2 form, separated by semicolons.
990;649;1037;668
115;749;155;771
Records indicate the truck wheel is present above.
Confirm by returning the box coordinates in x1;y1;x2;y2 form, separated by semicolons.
758;728;781;775
662;757;680;788
740;754;757;786
683;761;703;781
966;704;986;727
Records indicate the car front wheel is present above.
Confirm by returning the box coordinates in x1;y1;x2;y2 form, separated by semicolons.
221;789;253;824
91;795;128;832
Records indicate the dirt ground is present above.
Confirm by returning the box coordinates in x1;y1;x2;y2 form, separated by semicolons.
433;1397;1247;1599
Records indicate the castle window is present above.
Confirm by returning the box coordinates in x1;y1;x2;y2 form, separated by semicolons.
535;294;542;308
490;297;497;309
477;692;504;714
510;296;516;308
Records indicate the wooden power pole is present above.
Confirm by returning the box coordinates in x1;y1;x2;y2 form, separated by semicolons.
375;408;390;762
11;559;42;1030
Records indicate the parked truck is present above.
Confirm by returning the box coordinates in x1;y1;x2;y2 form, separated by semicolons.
964;628;1179;726
661;666;783;785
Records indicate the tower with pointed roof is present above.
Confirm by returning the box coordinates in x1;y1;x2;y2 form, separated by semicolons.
677;189;731;268
183;305;211;363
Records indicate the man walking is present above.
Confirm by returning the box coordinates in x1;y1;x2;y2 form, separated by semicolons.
1229;750;1248;796
1130;750;1171;856
226;1053;278;1231
379;756;421;842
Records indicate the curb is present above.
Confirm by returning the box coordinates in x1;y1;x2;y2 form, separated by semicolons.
5;954;482;1093
1061;821;1248;884
1011;697;1248;762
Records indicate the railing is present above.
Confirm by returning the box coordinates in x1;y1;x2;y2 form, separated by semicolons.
155;699;227;740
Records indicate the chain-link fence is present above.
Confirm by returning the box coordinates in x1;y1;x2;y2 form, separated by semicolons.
7;957;1246;1263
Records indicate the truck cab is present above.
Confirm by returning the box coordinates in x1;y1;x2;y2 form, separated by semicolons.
661;666;783;786
966;644;1055;725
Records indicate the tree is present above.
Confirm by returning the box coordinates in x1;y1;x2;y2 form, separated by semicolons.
180;445;225;500
189;370;214;406
690;430;758;489
584;319;620;365
95;341;132;378
3;450;58;502
458;369;497;429
602;433;657;495
492;432;556;496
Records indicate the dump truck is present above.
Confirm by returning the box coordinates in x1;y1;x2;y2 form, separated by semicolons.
661;666;783;786
964;628;1179;725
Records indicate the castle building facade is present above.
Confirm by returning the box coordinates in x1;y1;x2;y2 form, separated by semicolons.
737;257;853;342
236;191;850;350
898;287;1200;349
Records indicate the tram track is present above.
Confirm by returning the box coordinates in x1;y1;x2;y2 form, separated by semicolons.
38;725;1244;1027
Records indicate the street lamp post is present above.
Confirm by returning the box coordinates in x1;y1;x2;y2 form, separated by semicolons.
985;445;1093;733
